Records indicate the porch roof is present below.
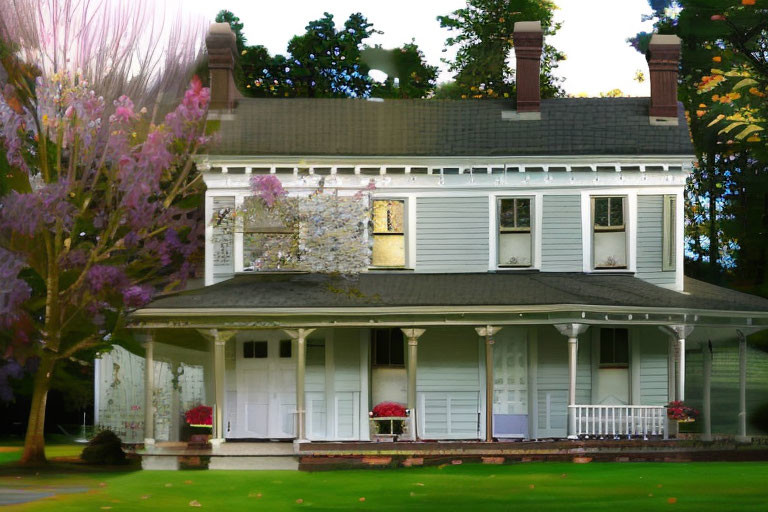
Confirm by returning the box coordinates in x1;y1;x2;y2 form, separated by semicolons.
133;272;768;320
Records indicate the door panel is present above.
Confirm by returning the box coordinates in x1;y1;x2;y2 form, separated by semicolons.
493;334;529;437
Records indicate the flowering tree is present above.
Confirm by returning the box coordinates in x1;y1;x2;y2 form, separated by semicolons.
233;175;372;273
0;0;208;464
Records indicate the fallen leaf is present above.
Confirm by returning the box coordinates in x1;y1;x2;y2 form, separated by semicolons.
141;495;150;500
529;484;535;489
657;484;663;488
668;497;677;504
359;497;366;502
561;474;567;479
99;482;107;487
409;492;416;497
296;498;304;504
415;483;424;486
189;500;202;507
165;483;173;487
648;493;654;497
185;480;193;485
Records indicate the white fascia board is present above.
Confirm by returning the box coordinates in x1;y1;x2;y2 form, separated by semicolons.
198;154;696;168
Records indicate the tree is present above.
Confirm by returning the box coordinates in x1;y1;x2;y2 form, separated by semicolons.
217;11;376;98
438;0;565;99
632;0;768;293
0;0;209;464
364;42;439;99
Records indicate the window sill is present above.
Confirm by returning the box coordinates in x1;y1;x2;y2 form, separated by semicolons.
493;268;540;273
368;267;414;272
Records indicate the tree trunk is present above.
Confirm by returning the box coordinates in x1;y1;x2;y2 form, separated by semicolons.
20;352;57;464
707;152;719;275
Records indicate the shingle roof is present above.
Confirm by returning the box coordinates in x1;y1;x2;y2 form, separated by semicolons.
141;273;768;314
211;97;694;157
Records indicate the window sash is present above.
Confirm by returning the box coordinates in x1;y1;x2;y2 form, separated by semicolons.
497;198;533;267
498;198;531;231
662;195;676;271
599;328;629;367
372;199;405;235
371;199;406;267
593;197;625;231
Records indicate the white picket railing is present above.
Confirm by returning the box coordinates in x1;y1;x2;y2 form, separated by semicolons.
569;405;668;439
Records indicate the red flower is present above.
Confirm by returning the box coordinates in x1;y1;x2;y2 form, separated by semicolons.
185;405;213;425
372;401;407;418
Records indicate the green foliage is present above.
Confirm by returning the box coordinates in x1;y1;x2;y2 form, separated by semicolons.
437;0;565;99
365;42;439;99
80;429;126;465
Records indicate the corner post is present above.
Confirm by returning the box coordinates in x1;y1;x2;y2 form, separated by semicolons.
143;332;155;447
284;329;316;441
661;325;693;401
554;323;589;439
702;342;712;441
401;328;426;440
737;330;751;443
476;326;502;442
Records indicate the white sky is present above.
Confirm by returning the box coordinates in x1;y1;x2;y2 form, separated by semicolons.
186;0;656;97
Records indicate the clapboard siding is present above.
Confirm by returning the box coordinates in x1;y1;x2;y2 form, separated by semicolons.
541;195;583;271
638;327;669;405
416;197;489;272
636;195;676;286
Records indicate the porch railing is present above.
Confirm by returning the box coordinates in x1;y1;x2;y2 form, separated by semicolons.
569;405;668;439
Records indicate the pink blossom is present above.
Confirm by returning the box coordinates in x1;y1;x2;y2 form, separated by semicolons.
250;175;286;207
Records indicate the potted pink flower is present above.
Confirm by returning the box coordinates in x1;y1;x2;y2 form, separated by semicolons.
666;400;699;423
184;405;212;448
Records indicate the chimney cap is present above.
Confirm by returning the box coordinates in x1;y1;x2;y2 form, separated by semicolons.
513;21;543;33
206;22;238;53
649;34;681;47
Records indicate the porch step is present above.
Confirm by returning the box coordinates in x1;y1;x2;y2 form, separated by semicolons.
209;456;299;470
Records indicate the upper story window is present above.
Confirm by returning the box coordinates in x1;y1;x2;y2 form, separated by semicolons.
371;199;406;268
592;196;627;269
498;197;532;267
242;199;297;271
662;195;676;271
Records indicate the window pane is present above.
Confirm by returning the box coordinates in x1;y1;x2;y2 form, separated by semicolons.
594;231;627;268
374;330;390;365
609;197;624;226
499;199;516;228
499;232;532;266
253;341;268;358
372;234;405;267
373;200;404;234
389;330;405;366
279;340;292;358
594;198;609;227
613;329;629;364
243;341;254;359
599;330;613;364
515;199;531;228
243;233;297;271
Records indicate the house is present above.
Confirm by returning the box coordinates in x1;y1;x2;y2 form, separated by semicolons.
113;22;768;452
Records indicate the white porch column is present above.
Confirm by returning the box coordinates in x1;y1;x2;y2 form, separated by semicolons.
476;326;502;442
660;325;694;401
737;330;751;443
143;332;155;446
284;328;316;441
701;342;712;441
554;323;589;439
401;328;426;440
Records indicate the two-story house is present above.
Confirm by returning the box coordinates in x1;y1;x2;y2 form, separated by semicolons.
126;22;768;451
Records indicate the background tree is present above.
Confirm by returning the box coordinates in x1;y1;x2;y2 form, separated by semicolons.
632;0;768;294
438;0;565;99
363;43;439;99
0;0;209;464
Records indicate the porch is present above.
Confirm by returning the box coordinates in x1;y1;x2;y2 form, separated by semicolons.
124;272;768;453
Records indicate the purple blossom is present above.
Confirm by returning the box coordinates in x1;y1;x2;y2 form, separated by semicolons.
250;175;286;207
0;248;31;328
0;360;25;402
122;285;154;308
87;265;128;293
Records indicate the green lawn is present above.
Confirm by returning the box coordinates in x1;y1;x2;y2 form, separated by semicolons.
1;462;768;511
0;443;83;465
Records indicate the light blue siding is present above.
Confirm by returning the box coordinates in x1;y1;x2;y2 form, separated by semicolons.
637;327;669;405
541;195;583;271
417;327;481;438
637;195;676;286
416;197;489;272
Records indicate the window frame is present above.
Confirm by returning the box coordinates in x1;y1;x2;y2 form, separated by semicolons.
599;328;630;369
371;328;405;368
370;198;408;269
662;194;677;271
496;196;535;269
591;195;628;270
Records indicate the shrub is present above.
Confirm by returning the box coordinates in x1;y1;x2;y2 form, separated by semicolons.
80;430;127;465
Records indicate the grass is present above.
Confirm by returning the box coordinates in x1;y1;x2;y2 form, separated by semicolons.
1;461;768;511
0;442;84;465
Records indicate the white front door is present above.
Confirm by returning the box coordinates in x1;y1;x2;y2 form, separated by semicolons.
233;338;296;439
492;332;529;438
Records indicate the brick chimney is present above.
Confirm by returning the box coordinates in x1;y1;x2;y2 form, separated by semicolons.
513;21;543;114
206;23;240;110
647;34;681;122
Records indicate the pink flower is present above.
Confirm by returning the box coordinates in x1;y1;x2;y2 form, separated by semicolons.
250;175;286;207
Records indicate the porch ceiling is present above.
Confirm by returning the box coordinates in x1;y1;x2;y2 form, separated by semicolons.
129;273;768;329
